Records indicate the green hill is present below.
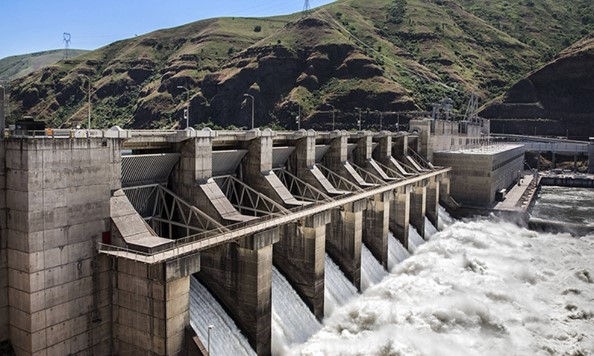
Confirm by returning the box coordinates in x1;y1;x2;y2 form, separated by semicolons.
5;0;593;130
0;49;88;82
480;34;594;140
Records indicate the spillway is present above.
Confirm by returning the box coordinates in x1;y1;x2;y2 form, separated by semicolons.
272;267;321;355
189;276;256;356
388;232;411;272
361;244;388;290
324;254;359;317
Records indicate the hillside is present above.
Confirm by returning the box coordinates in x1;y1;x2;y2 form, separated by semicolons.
480;34;594;140
0;49;88;82
5;0;593;130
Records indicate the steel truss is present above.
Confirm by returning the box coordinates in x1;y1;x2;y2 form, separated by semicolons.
406;148;435;170
374;160;406;179
215;175;290;217
122;184;228;239
316;164;364;192
349;162;386;185
275;169;332;202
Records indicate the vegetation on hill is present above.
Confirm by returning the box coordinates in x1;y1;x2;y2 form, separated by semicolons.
4;0;593;131
0;49;88;82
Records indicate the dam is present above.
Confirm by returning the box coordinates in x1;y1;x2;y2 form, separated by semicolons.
0;115;580;355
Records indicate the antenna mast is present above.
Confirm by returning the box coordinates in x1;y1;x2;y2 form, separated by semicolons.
303;0;311;17
63;32;72;59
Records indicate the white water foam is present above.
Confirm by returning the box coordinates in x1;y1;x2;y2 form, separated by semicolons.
361;244;388;291
272;267;321;355
292;218;594;355
324;254;359;317
388;232;411;272
438;206;455;230
189;276;256;356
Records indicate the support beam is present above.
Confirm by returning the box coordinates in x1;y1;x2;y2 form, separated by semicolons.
363;191;391;270
274;212;330;320
410;183;427;239
198;228;279;356
390;186;411;249
326;200;365;291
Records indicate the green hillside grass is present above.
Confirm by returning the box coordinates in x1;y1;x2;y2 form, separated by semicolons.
0;49;88;82
5;0;593;129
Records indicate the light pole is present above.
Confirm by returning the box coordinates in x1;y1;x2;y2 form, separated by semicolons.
243;93;254;129
290;100;301;130
375;110;383;131
355;107;362;131
328;104;335;131
177;86;190;129
207;325;214;355
78;75;91;130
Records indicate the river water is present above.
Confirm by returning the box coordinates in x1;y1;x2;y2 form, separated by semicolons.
291;188;594;355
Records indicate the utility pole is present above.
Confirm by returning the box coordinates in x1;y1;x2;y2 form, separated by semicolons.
178;86;191;129
355;107;362;131
328;104;335;131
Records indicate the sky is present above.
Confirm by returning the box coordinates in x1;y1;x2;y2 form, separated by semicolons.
0;0;335;59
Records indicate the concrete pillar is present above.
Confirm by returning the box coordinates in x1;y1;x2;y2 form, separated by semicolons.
390;186;411;249
198;229;279;356
324;132;348;171
363;191;391;270
392;133;408;157
113;254;200;355
0;144;7;343
426;177;440;230
326;200;365;291
4;138;121;355
373;133;392;166
410;182;427;239
409;119;432;161
352;133;372;166
274;211;330;320
588;137;594;174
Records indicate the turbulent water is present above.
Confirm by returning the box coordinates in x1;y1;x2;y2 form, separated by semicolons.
272;267;321;355
361;244;388;290
532;186;594;225
189;276;256;356
324;254;358;317
292;218;594;355
388;233;410;272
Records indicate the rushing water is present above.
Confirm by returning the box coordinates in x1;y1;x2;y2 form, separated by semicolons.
272;267;321;355
360;244;388;290
408;226;425;253
189;276;256;356
291;203;594;354
532;186;594;225
324;254;358;317
388;233;411;272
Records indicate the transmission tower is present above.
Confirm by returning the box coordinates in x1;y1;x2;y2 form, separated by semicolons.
302;0;311;17
63;32;71;59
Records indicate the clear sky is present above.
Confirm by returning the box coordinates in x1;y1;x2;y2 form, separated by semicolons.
0;0;335;59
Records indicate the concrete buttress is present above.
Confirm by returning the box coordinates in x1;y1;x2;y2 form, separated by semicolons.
390;186;411;249
325;201;364;291
197;229;279;356
363;191;391;270
274;211;330;320
426;177;440;230
410;182;428;239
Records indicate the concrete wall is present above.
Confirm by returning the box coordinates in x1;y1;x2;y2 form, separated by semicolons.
0;143;7;343
588;139;594;174
4;138;121;355
433;145;524;207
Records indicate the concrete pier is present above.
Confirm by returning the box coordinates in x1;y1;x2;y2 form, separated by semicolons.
325;200;365;291
426;177;440;229
390;186;411;249
363;191;391;269
410;183;427;239
198;229;278;356
274;212;330;320
589;138;594;174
